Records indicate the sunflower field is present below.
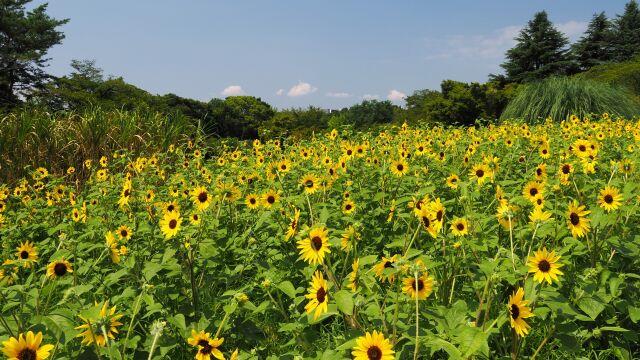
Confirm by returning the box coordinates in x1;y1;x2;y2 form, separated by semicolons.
1;114;639;360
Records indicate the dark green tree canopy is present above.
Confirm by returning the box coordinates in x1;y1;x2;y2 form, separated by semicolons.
0;0;68;105
572;12;614;71
612;0;640;61
501;11;571;82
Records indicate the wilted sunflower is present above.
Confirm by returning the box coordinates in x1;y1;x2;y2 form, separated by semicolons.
347;258;359;292
160;211;183;239
297;226;331;265
598;186;622;212
261;190;280;208
192;186;212;211
15;241;37;268
187;329;224;360
300;174;320;194
2;331;54;360
402;272;434;300
390;159;409;177
351;330;394;360
304;270;329;320
527;248;563;284
567;201;590;238
76;301;124;347
285;208;301;241
46;258;73;279
450;218;469;237
373;255;398;283
508;287;533;337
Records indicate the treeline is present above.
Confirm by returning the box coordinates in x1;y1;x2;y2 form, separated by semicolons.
2;0;640;139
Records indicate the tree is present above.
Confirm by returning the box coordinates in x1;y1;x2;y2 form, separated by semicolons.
209;96;274;139
342;100;395;127
572;12;614;71
612;0;640;61
501;11;571;82
0;0;68;106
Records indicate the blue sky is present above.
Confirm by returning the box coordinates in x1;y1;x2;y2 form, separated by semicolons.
33;1;629;109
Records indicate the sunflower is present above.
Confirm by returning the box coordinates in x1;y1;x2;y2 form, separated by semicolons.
351;330;395;360
285;208;301;241
187;329;224;360
0;260;19;285
390;159;409;177
245;193;260;209
522;181;544;203
347;258;359;292
373;255;398;283
342;199;356;214
46;258;73;279
300;174;320;195
2;331;54;360
341;225;359;252
261;190;280;208
297;226;331;265
190;212;202;226
446;174;459;189
277;158;292;173
417;207;438;238
450;218;469;237
402;272;434;300
160;211;183;240
76;301;124;347
117;225;132;241
469;163;492;185
192;186;212;211
566;201;590;238
304;270;329;320
527;248;563;284
105;231;122;264
528;207;552;224
598;186;623;212
508;287;533;337
15;241;37;268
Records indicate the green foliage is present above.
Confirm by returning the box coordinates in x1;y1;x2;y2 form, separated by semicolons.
501;11;572;82
337;100;395;128
0;0;68;106
572;12;615;71
0;108;196;182
500;77;640;122
576;56;640;97
612;0;640;62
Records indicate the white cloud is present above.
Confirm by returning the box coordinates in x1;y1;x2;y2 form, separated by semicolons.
276;89;284;96
326;92;350;98
287;82;317;97
425;20;587;61
221;85;244;96
362;94;379;100
387;89;406;101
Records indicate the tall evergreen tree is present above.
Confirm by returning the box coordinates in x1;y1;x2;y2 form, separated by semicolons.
0;0;68;106
612;0;640;61
572;12;614;71
501;11;571;82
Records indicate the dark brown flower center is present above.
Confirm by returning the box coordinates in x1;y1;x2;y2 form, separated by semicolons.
367;345;382;360
250;198;256;204
436;210;443;221
396;164;404;172
20;251;29;259
538;259;551;272
604;194;613;204
421;216;430;228
345;204;352;211
305;180;314;188
167;205;175;212
456;223;465;231
120;230;128;238
570;212;580;226
311;236;323;251
476;169;484;177
169;219;177;229
267;196;275;204
383;261;393;269
199;341;213;355
579;145;586;152
198;192;208;203
529;188;538;197
54;262;68;276
316;287;326;303
510;304;520;320
17;348;37;360
562;165;571;174
412;279;425;291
